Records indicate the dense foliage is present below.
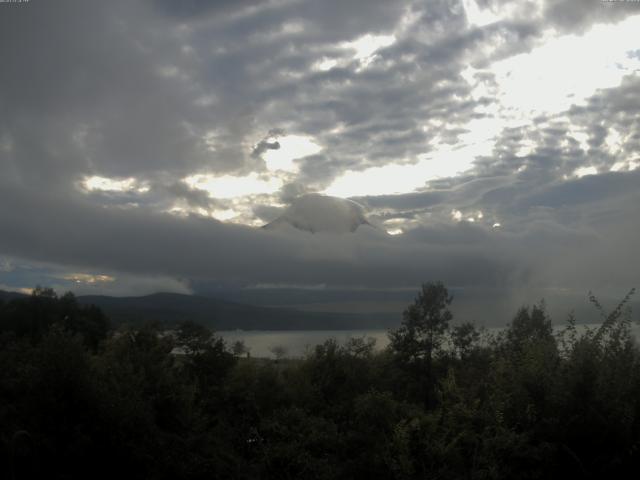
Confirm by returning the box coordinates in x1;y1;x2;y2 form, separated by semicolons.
1;283;639;479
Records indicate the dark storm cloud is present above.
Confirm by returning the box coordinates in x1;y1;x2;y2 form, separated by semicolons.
1;165;638;293
568;76;640;161
0;0;585;190
251;139;280;159
0;179;514;288
542;0;640;32
210;0;530;180
343;68;640;293
2;0;472;191
159;181;225;211
153;0;265;18
517;171;640;209
0;0;220;188
477;0;640;33
404;95;640;236
252;204;284;223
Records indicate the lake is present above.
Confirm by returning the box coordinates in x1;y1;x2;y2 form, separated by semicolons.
219;323;640;359
218;329;391;358
216;324;640;358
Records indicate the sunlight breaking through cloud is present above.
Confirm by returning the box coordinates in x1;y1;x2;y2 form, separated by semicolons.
82;176;149;194
62;273;115;285
573;166;598;178
342;33;396;66
263;135;322;173
183;173;283;199
323;141;483;198
461;0;502;27
486;15;640;117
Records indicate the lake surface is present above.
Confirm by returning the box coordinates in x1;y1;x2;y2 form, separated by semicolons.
219;323;640;359
219;329;391;358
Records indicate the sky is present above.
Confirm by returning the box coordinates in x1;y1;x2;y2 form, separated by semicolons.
1;0;639;313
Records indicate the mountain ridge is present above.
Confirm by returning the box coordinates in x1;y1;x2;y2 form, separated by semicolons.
0;289;398;331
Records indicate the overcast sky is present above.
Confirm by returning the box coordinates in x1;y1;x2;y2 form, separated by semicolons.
1;0;639;301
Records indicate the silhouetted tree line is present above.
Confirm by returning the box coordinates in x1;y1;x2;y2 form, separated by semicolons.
0;283;639;479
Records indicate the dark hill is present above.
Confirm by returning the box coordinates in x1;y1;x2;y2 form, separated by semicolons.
0;290;28;302
0;289;398;330
76;292;397;330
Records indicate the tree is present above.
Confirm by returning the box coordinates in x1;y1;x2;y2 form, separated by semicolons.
59;292;110;350
505;302;554;352
344;336;376;358
450;322;480;360
175;321;236;399
389;282;453;406
176;320;213;355
269;344;288;361
231;339;249;357
389;282;453;367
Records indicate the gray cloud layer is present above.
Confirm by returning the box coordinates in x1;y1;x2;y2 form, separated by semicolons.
1;0;639;297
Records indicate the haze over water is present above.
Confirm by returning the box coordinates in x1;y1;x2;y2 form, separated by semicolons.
220;322;640;358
